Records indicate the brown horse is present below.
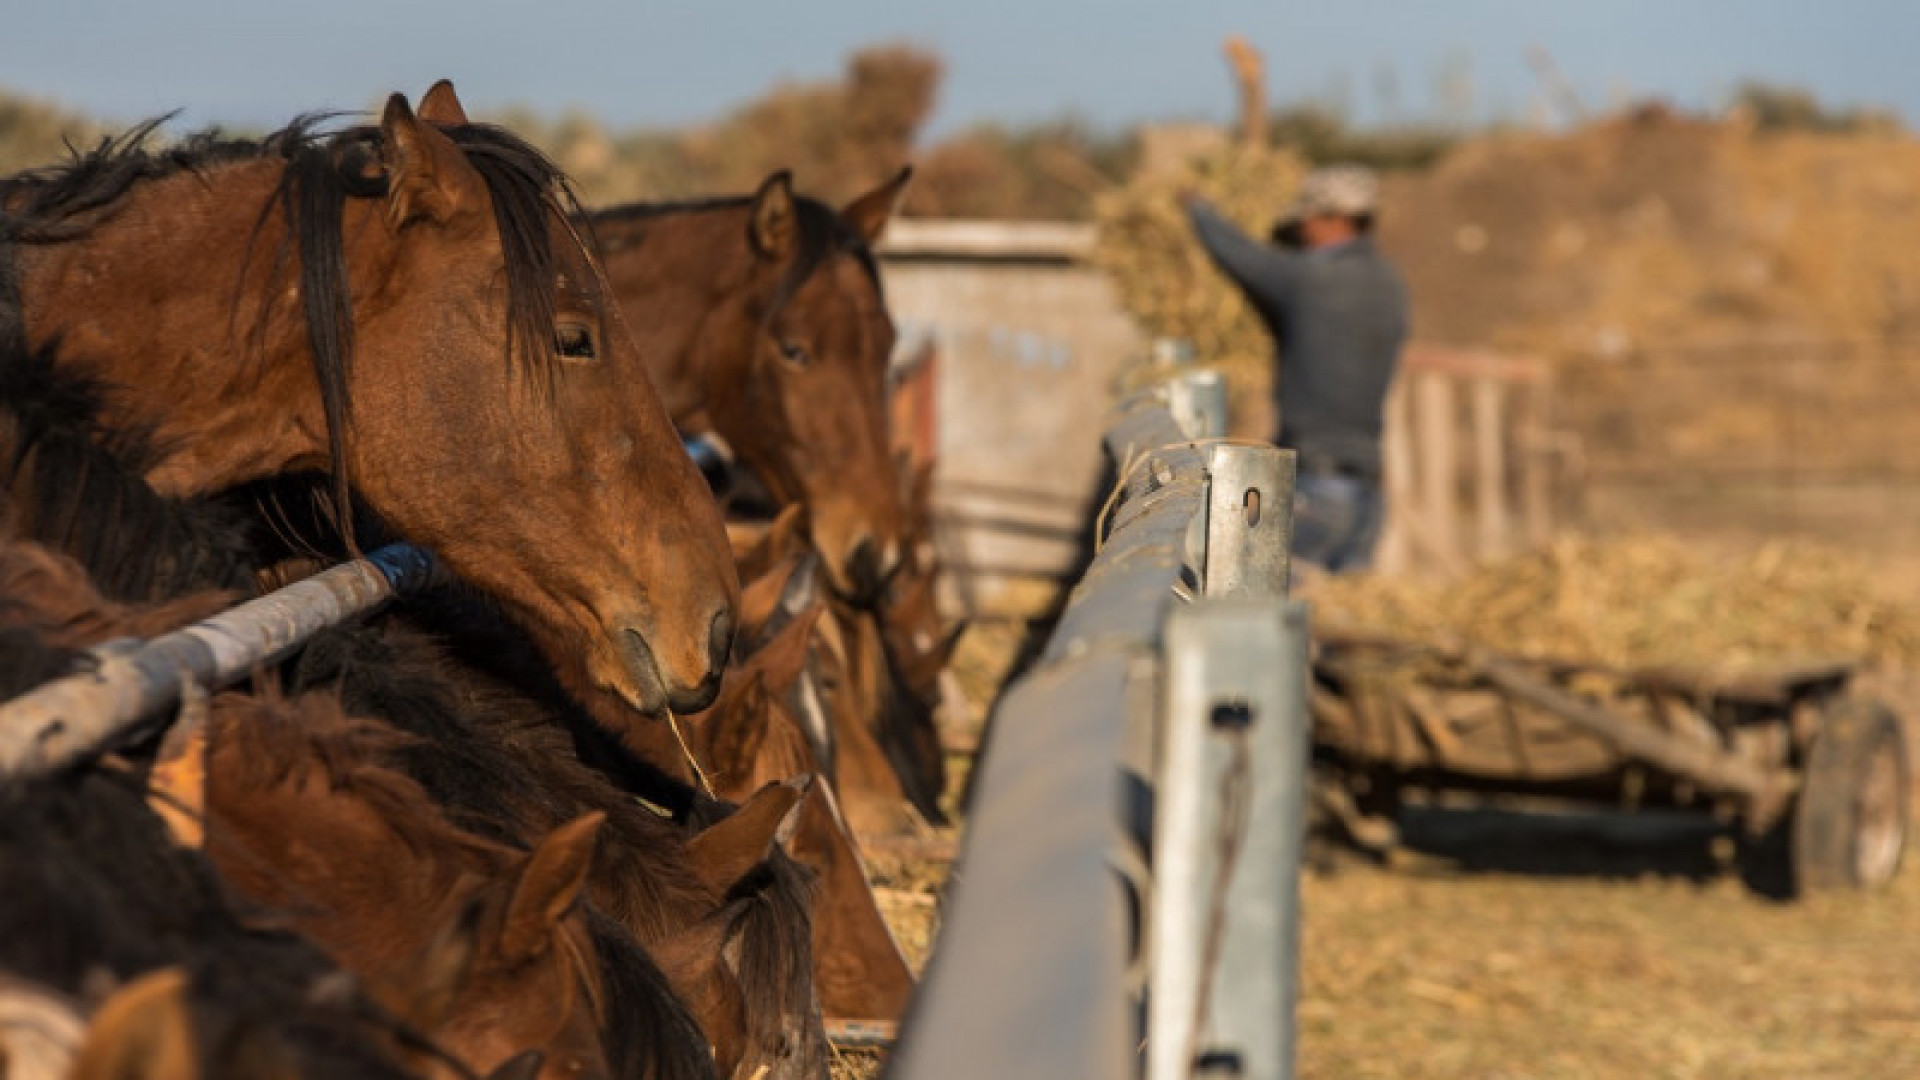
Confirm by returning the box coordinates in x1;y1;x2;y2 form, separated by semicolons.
688;601;918;1025
0;81;737;720
194;691;642;1080
282;618;825;1080
587;169;910;602
730;511;945;833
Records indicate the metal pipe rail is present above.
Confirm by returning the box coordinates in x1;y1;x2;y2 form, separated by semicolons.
0;544;434;779
891;371;1309;1080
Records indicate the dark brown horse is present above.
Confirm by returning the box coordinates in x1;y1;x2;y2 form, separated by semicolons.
192;689;716;1080
283;618;825;1080
587;170;910;602
0;81;737;721
0;607;437;1080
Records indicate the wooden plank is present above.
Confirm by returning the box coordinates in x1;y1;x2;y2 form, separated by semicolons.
1402;344;1550;384
1472;377;1510;560
879;219;1097;262
1414;372;1462;571
1520;379;1556;547
1377;379;1414;574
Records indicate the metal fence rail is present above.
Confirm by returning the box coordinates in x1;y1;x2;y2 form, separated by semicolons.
892;373;1309;1080
0;544;434;778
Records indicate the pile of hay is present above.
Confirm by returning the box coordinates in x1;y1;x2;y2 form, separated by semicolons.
1091;142;1306;434
1306;535;1920;670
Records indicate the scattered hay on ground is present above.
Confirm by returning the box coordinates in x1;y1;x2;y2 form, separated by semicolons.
1300;827;1920;1079
1307;534;1920;671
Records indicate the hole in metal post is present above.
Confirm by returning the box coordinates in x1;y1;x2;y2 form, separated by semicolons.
1194;1049;1245;1077
1210;701;1253;730
1242;487;1261;527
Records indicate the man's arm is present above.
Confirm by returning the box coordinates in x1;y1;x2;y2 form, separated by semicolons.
1182;196;1302;301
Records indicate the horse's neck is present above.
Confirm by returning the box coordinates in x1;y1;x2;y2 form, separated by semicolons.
14;160;330;497
597;208;756;424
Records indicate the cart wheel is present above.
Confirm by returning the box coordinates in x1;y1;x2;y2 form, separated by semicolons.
1740;696;1908;898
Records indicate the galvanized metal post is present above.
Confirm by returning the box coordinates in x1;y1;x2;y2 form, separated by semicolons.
1202;444;1295;599
1167;369;1230;441
0;544;434;778
1149;599;1311;1080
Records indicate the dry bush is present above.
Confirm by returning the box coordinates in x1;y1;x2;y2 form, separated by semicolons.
1091;141;1306;432
0;88;109;174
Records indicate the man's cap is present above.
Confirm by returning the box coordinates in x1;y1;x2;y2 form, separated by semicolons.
1282;165;1379;223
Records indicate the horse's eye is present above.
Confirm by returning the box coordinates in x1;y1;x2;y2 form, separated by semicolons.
556;324;597;361
779;340;810;369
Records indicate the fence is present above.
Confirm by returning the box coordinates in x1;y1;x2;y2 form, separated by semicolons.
1375;345;1568;576
891;378;1312;1080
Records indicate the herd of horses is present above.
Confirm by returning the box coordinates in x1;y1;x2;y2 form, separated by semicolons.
0;80;963;1080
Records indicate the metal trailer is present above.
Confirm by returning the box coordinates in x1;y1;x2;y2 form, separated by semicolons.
1309;628;1909;897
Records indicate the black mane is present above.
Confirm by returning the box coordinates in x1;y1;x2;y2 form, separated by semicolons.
0;341;256;602
1;113;590;549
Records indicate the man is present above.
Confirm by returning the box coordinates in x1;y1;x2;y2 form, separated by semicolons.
1182;165;1408;572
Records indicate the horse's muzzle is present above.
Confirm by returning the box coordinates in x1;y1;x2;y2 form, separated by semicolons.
613;606;731;715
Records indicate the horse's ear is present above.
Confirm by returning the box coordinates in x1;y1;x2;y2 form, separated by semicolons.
687;779;807;891
381;93;486;228
499;811;605;964
417;79;470;126
841;166;914;246
738;556;806;650
908;459;936;515
69;968;198;1080
751;602;824;695
749;170;798;261
147;702;209;850
735;502;811;585
704;672;772;785
934;618;968;669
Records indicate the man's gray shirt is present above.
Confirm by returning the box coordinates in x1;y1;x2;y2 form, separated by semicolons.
1186;199;1409;477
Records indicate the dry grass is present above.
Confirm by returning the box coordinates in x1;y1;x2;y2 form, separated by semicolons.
1300;827;1920;1078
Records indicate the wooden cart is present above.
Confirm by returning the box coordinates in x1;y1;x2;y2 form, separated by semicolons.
1309;628;1910;897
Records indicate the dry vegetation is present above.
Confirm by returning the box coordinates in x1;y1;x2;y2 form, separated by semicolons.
1090;142;1306;433
1306;534;1920;670
1300;829;1920;1079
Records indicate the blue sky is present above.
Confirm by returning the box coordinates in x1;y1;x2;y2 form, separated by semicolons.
2;0;1911;136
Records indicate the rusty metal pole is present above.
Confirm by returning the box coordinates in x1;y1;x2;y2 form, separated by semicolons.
0;545;434;778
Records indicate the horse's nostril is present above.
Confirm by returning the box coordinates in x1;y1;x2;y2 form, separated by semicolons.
615;626;669;715
709;607;735;671
847;535;881;595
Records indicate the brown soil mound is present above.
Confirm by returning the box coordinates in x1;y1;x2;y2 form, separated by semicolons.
1379;108;1920;355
